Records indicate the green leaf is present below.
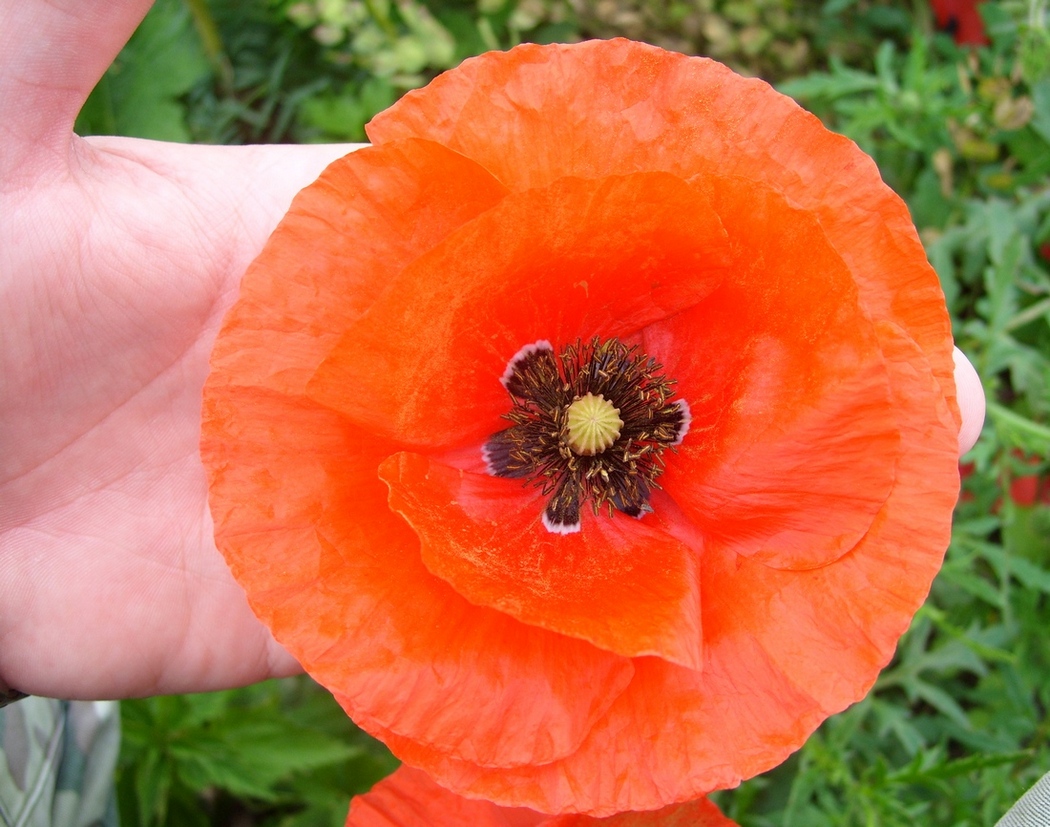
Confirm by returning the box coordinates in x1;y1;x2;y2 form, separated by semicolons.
134;748;174;827
778;62;879;103
299;77;396;141
987;403;1050;455
171;719;363;800
179;688;235;728
907;680;972;730
821;0;857;15
531;21;580;45
76;0;211;140
1030;79;1050;143
873;702;926;755
988;523;1050;581
892;749;1029;782
939;567;1004;607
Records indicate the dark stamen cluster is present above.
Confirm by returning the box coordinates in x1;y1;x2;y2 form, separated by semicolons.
483;338;690;534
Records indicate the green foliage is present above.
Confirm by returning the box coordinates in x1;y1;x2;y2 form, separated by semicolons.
77;0;580;145
117;678;397;827
931;190;1050;420
75;0;211;140
572;0;921;82
275;0;580;139
780;26;1050;220
76;1;1050;824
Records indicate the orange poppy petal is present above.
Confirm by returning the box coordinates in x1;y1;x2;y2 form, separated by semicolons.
307;172;730;448
208;138;508;399
541;798;738;827
640;179;898;570
202;387;634;768
367;39;957;425
380;452;702;669
702;322;959;716
345;766;738;827
344;316;958;815
346;767;545;827
366;641;820;816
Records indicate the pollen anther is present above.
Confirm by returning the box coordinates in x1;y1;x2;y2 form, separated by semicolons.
484;337;689;534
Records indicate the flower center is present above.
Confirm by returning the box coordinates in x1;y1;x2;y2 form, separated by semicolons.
565;394;622;456
483;338;691;535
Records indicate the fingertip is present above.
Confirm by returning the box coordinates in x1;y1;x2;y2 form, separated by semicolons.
954;346;985;456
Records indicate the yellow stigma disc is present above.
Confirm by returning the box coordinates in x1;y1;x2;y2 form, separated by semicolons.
565;393;623;456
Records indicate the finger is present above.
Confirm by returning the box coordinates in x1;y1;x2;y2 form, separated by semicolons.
954;346;985;456
0;0;153;176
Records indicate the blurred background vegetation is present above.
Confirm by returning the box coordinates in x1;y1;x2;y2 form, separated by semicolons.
75;0;1050;824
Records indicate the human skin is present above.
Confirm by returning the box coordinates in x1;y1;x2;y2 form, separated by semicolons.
0;0;363;698
0;0;985;700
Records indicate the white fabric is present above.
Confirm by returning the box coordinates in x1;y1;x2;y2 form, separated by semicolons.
998;773;1050;827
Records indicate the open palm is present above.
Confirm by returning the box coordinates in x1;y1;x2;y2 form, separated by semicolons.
0;0;360;698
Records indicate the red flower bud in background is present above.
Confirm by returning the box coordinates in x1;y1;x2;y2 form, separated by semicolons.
1007;451;1050;508
930;0;990;46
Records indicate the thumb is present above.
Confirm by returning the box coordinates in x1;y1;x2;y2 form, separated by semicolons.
954;347;985;456
0;0;153;179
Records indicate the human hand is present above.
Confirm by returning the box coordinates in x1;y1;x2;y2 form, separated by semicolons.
0;0;362;699
0;0;986;701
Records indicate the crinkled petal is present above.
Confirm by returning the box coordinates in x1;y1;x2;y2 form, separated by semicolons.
307;172;730;449
346;767;545;827
541;799;738;827
706;322;958;715
367;39;957;424
345;766;737;827
202;390;634;771
367;642;819;816
208;138;508;397
202;136;645;769
380;452;702;669
640;179;898;570
357;320;958;814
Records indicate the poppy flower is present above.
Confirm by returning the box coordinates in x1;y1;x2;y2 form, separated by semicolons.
959;460;976;504
201;39;961;815
930;0;990;46
1006;451;1050;508
345;766;738;827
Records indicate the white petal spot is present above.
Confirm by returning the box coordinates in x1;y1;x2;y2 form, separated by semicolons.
542;511;581;535
671;399;691;446
501;340;554;389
